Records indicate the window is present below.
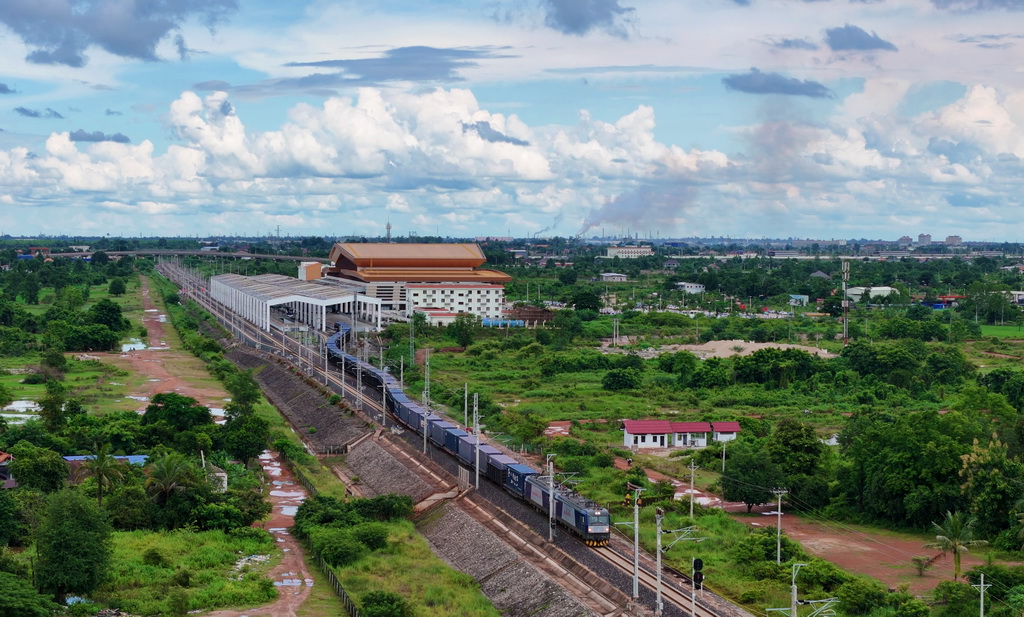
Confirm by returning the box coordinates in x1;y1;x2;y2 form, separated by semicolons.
633;435;638;445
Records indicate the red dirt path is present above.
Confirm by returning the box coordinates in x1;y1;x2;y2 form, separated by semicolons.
111;277;314;617
612;457;982;594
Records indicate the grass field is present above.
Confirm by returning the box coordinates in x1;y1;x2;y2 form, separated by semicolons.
95;529;279;616
980;324;1024;338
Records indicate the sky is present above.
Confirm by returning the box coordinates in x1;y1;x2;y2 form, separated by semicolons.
1;1;1024;241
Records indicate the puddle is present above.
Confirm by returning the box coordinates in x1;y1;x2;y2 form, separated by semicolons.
126;395;150;402
147;379;161;382
121;339;147;352
1;413;40;424
278;505;298;516
275;579;304;586
270;490;305;499
3;400;40;412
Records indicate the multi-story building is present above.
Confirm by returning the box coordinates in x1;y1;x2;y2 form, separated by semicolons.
605;245;654;259
405;283;506;319
324;243;511;318
945;235;963;246
918;233;932;245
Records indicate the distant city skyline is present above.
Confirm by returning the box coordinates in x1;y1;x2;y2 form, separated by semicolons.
2;1;1024;240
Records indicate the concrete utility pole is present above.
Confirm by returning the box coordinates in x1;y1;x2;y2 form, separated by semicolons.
399;356;404;390
773;489;788;564
973;572;990;617
632;486;643;599
474;393;480;489
464;383;468;428
546;454;557;542
689;458;697;520
655;508;665;616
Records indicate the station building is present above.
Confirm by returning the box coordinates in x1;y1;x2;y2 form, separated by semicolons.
323;243;512;319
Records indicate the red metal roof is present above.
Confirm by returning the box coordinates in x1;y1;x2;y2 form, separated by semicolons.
671;421;712;433
712;421;742;433
623;420;673;435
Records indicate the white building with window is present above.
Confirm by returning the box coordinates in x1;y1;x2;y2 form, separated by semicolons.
622;420;740;450
406;283;506;319
675;282;705;294
606;246;654;259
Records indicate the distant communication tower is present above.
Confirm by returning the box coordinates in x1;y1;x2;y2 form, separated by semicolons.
386;220;392;243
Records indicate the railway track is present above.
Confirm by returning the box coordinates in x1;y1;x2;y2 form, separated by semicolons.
157;261;756;617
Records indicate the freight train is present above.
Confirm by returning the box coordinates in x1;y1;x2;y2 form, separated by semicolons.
325;330;611;546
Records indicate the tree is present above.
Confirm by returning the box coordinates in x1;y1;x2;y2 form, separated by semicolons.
224;370;261;419
570;289;602;312
86;298;129;332
558;268;578;286
223;413;271;466
602;368;642;391
8;441;67;493
36;490;112;601
447;314;477;348
0;572;60;617
926;511;987;581
79;442;126;508
144;452;200;506
91;251;109;265
142;393;213;432
361;590;411;617
0;489;17;546
722;441;784;512
108;278;126;296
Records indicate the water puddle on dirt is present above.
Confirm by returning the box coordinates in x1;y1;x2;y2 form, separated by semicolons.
121;339;147;352
3;400;40;412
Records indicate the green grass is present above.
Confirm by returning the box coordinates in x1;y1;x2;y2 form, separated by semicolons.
95;529;279;616
333;520;500;617
980;324;1024;339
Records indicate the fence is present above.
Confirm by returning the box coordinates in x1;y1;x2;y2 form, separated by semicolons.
317;556;361;617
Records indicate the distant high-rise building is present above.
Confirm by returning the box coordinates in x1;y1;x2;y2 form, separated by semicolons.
945;235;963;246
918;233;932;245
898;235;912;247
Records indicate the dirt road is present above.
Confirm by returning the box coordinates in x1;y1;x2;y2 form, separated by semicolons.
112;277;315;617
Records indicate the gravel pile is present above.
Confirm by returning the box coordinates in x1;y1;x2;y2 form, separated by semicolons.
345;440;434;501
418;503;596;617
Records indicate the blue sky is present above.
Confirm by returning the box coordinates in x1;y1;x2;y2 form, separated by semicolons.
2;0;1024;240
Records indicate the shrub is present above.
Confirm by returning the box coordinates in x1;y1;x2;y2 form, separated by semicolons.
836;578;887;615
312;529;366;567
351;522;389;551
142;548;170;568
361;590;410;617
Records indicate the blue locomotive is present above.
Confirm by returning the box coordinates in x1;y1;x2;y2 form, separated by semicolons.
325;330;611;547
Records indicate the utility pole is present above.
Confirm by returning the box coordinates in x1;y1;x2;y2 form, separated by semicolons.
474;393;480;489
655;508;664;616
842;261;850;345
546;454;557;542
721;438;726;473
689;458;697;520
773;489;788;564
973;572;990;617
632;486;643;599
399;355;404;390
356;336;363;411
464;383;468;428
423;348;430;406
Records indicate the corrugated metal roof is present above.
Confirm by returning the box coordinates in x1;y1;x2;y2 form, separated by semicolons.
623;420;673;434
713;421;742;432
671;421;712;433
331;243;487;268
331;267;511;283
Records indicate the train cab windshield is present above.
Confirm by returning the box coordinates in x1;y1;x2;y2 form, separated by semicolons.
590;513;610;525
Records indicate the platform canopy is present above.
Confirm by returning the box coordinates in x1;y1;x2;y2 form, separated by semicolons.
210;273;382;331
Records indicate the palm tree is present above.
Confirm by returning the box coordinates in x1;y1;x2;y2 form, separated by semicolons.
79;442;125;508
144;453;196;505
925;510;987;580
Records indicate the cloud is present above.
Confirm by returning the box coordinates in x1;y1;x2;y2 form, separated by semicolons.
14;107;64;119
0;83;16;95
579;185;697;236
105;109;123;116
722;68;833;98
542;0;635;37
210;47;516;96
944;192;999;207
69;129;131;143
932;0;1024;10
463;121;530;146
0;0;238;67
772;38;819;51
824;24;898;52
